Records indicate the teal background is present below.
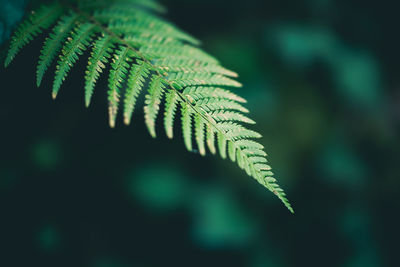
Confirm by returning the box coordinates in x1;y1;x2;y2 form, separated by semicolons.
0;0;399;266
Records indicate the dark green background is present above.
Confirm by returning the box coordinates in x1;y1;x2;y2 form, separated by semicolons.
0;0;399;266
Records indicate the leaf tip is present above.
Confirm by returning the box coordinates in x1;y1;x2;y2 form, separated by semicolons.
288;206;295;214
123;117;131;126
4;57;11;68
85;98;91;108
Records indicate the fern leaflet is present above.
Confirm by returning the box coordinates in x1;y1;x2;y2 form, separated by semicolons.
85;35;114;107
124;60;150;124
144;76;166;137
53;22;96;98
37;13;79;87
164;89;179;139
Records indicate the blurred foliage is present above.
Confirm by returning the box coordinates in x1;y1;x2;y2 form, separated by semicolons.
125;163;189;211
30;139;63;171
267;24;383;109
1;0;399;266
36;224;62;252
190;187;258;248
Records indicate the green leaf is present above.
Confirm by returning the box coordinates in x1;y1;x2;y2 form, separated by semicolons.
164;89;179;139
181;103;193;151
5;3;63;67
194;114;206;156
53;23;96;99
108;46;132;127
37;13;79;87
85;35;114;107
124;60;150;125
144;76;166;136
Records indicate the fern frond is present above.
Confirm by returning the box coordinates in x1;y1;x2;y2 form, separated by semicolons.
164;90;179;139
140;44;216;63
210;111;255;124
127;9;197;44
124;34;178;48
217;132;228;159
37;13;80;87
155;58;238;78
5;3;63;67
181;103;193;152
195;98;249;114
3;0;293;213
53;23;96;99
242;148;267;157
123;60;150;124
248;156;268;164
217;122;262;140
235;139;265;150
228;141;236;162
108;46;132;127
168;72;242;89
95;8;198;44
144;76;166;137
183;86;246;103
194;115;206;156
85;35;114;107
206;124;217;155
